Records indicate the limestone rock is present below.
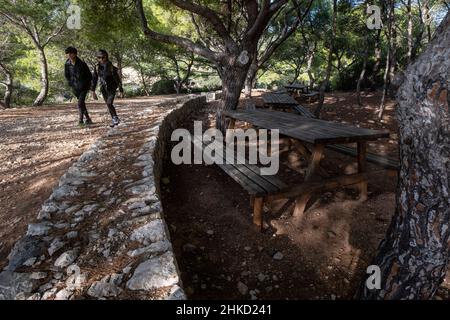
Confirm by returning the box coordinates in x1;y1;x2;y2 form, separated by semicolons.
54;250;79;268
126;252;179;291
87;281;122;298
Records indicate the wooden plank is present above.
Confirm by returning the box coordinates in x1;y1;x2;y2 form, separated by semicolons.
293;105;315;118
192;137;268;196
262;93;298;106
268;170;386;201
207;139;287;190
327;144;399;170
223;109;390;144
205;139;287;192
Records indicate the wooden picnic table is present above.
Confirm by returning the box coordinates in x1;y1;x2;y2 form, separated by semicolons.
262;93;298;110
222;109;390;225
284;83;309;94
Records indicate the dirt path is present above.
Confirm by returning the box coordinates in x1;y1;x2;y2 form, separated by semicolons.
0;96;179;270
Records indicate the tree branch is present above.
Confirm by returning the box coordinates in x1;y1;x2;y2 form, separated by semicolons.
135;0;222;63
169;0;238;52
42;22;65;48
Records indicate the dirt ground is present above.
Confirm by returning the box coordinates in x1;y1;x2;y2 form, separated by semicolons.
161;91;450;300
0;95;179;270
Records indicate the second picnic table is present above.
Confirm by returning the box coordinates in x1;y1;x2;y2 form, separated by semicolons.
284;83;309;95
222;109;390;228
262;93;298;110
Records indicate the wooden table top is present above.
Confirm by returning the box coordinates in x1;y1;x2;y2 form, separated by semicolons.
262;93;298;106
223;109;390;145
284;83;307;90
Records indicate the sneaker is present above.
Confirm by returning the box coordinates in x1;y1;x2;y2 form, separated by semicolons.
85;119;93;126
110;116;120;127
78;121;86;128
113;116;120;126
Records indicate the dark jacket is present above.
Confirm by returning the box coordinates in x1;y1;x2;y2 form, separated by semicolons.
64;58;92;93
91;61;123;93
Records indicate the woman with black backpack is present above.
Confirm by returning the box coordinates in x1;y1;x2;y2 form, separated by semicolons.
91;49;124;127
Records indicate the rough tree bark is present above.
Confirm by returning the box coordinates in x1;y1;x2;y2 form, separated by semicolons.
315;0;337;118
358;12;450;300
0;61;13;108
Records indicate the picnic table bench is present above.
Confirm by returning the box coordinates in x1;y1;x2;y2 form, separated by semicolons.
207;109;392;231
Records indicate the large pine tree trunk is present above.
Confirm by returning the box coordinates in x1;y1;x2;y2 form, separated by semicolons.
358;12;450;300
33;46;49;106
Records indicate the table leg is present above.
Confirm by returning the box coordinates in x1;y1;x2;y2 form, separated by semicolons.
225;118;236;144
293;144;324;217
357;141;368;201
253;197;264;232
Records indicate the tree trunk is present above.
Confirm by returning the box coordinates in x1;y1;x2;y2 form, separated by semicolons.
33;46;49;106
306;43;316;90
139;67;150;96
216;62;249;132
358;12;450;300
315;0;337;118
378;0;394;120
378;43;391;120
369;29;382;90
115;53;124;82
244;58;258;98
0;62;13;108
357;4;369;106
406;0;413;63
423;0;432;42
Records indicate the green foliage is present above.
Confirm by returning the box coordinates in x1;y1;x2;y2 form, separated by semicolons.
151;79;176;95
1;0;450;106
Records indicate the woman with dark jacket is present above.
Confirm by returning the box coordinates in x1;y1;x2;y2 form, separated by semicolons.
64;46;93;127
91;49;123;127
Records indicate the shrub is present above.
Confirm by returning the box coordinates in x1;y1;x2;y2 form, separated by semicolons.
151;79;176;95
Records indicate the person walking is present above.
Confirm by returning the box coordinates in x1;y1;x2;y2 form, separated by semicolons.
64;47;93;127
91;49;123;127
